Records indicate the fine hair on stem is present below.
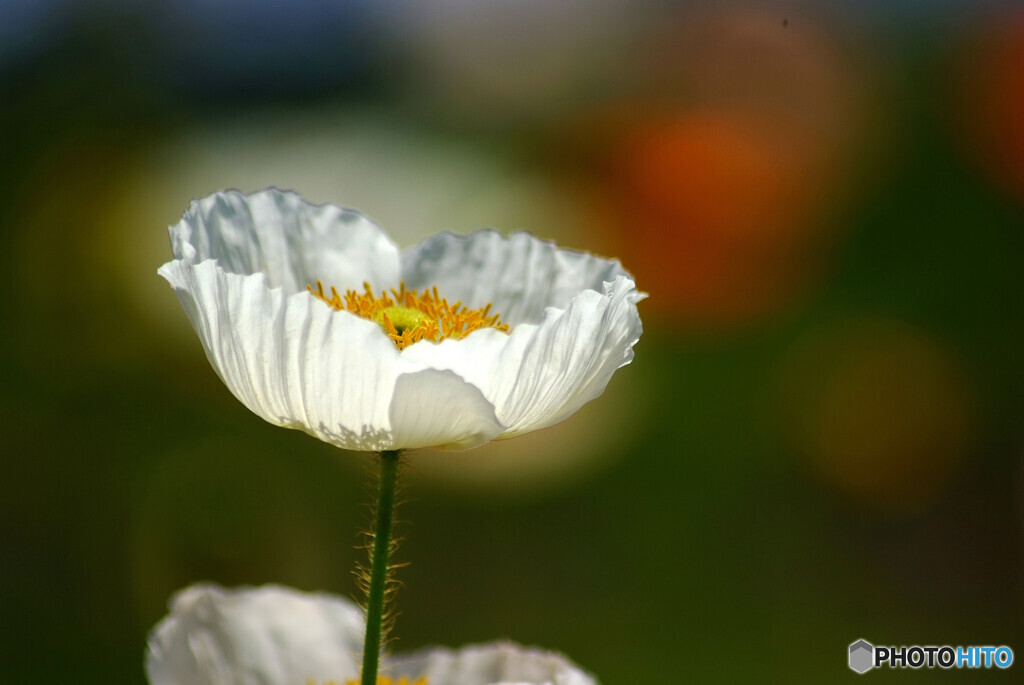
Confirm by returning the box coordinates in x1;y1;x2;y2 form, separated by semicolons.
355;449;407;683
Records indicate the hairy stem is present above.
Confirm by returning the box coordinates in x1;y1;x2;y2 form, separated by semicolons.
360;449;401;685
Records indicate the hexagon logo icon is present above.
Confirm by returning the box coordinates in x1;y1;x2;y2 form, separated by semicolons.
849;639;874;674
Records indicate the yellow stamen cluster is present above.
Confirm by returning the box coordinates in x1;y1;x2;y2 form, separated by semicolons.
309;281;510;350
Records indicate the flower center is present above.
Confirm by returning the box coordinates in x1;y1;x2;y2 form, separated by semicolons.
308;281;511;350
371;305;432;335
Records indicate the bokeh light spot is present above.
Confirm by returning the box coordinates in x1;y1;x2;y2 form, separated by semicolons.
955;9;1024;204
774;317;977;513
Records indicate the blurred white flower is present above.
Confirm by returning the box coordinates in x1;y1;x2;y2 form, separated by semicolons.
158;189;643;452
146;584;597;685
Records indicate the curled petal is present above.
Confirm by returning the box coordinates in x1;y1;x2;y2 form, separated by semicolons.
171;188;400;294
400;231;633;327
402;277;643;437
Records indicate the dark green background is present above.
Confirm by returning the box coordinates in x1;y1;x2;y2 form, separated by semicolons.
1;2;1021;682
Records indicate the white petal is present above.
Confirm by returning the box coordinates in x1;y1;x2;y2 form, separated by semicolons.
400;231;634;326
387;641;598;685
160;191;643;451
390;369;506;450
402;276;642;437
145;584;364;685
158;259;504;451
170;188;401;294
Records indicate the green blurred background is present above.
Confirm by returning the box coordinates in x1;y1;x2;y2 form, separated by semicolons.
2;0;1022;682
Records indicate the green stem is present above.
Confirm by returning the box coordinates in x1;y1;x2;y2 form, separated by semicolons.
361;449;401;685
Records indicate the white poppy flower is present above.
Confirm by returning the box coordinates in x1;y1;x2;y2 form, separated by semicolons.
146;584;598;685
158;189;643;452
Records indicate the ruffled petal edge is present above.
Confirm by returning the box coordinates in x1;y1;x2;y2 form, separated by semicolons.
401;275;643;438
400;230;636;327
168;188;402;296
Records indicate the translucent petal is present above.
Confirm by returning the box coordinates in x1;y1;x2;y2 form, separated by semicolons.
145;584;363;685
400;231;633;326
158;259;504;451
402;276;643;437
387;641;597;685
170;188;400;294
391;369;506;450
